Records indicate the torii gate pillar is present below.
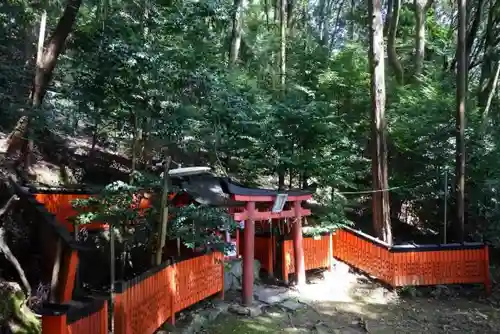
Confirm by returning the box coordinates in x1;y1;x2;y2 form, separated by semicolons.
242;201;255;305
293;200;306;286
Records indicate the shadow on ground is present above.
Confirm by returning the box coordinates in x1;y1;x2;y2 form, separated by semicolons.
201;269;500;334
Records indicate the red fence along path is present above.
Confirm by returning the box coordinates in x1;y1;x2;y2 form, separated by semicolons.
282;235;332;283
42;252;224;334
41;298;108;334
332;228;491;293
114;252;224;334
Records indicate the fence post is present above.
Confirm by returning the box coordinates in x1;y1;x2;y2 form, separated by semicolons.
282;241;288;284
59;249;79;302
40;304;70;334
328;232;333;272
484;245;492;296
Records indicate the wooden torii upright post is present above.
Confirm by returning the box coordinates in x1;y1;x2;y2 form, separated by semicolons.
293;200;306;286
242;200;256;306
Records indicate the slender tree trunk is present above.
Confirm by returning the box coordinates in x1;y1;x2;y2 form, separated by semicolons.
130;112;141;182
450;0;483;72
265;0;270;27
349;0;356;40
456;0;466;242
7;0;82;164
229;0;244;65
277;0;287;190
387;0;403;83
31;0;83;106
383;0;393;37
481;60;500;131
478;0;498;107
368;0;392;244
36;11;48;69
322;0;333;44
280;0;287;90
413;0;433;77
155;156;172;265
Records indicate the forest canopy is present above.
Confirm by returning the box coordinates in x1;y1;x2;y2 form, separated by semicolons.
1;0;500;246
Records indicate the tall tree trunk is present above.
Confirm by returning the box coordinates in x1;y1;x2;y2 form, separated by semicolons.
413;1;424;76
317;0;326;40
265;0;270;27
481;60;500;132
7;0;82;161
31;0;83;106
229;0;244;65
478;0;498;108
413;0;433;77
280;0;286;90
383;0;393;37
321;0;334;45
349;0;356;40
368;0;392;244
465;0;483;65
450;0;483;72
387;0;403;83
36;11;48;71
277;0;287;190
286;0;294;27
455;0;466;242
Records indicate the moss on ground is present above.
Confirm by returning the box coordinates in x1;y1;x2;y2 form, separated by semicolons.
0;282;41;334
204;307;310;333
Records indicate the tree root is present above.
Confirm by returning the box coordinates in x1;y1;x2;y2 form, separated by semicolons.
0;195;31;299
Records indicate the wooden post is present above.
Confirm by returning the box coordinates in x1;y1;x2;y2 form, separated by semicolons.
328;232;333;272
156;156;172;265
49;239;62;302
59;249;79;302
42;313;67;334
485;245;492;296
292;201;306;286
242;201;255;305
236;229;240;258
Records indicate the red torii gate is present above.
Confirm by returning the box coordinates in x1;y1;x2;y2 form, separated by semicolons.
230;187;312;305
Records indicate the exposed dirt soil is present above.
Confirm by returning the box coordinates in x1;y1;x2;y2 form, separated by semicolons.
201;269;500;334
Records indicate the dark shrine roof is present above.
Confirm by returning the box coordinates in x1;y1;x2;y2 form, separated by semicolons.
220;177;311;197
172;173;312;205
179;175;245;207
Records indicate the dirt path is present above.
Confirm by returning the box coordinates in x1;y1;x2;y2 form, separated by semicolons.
204;298;499;333
201;269;500;333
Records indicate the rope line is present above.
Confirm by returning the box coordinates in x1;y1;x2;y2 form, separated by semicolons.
336;186;404;195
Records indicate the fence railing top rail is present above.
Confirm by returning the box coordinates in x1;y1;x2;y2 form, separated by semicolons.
340;226;486;252
39;297;107;325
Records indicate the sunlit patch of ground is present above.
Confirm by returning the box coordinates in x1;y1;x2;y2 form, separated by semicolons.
202;268;500;334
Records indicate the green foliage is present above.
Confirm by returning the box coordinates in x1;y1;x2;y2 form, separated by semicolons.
169;204;238;253
72;176;237;253
3;0;500;248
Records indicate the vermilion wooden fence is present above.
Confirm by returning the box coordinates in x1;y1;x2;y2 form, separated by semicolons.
282;234;332;283
254;235;275;275
332;228;491;293
34;192;151;232
13;184;83;304
242;233;332;282
34;193;94;232
42;252;224;334
250;227;491;292
41;298;108;334
114;251;224;333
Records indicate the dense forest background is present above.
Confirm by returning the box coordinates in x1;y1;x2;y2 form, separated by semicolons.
1;0;500;246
